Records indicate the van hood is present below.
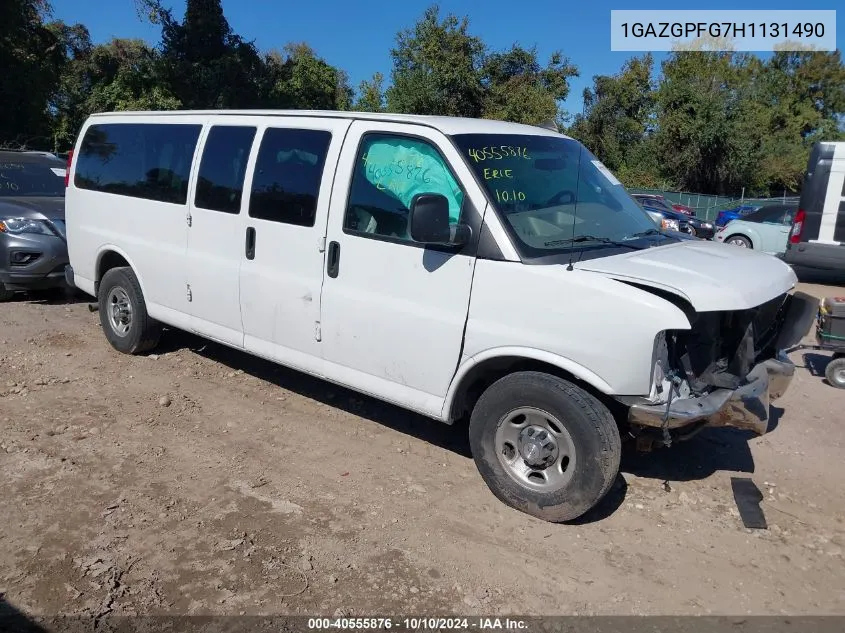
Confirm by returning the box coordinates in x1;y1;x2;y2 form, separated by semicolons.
574;239;796;311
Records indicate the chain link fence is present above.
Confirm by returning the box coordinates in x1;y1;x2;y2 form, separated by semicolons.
628;188;800;222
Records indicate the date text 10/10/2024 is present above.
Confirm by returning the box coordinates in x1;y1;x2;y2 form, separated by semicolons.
307;617;529;630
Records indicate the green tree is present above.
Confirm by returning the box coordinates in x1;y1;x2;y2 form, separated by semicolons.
481;46;578;126
655;51;767;195
263;43;353;110
386;5;485;117
568;54;655;180
51;36;180;149
154;0;264;109
757;50;845;191
355;72;386;112
0;1;71;148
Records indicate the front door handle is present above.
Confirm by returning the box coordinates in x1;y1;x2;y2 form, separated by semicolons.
327;240;340;278
245;227;256;260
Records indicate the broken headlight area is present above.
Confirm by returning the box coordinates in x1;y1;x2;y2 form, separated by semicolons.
666;291;791;398
626;291;818;440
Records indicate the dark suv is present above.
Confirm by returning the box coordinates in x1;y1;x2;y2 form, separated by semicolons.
0;150;68;300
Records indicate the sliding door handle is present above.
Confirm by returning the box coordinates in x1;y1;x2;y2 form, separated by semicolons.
327;240;340;278
245;226;256;260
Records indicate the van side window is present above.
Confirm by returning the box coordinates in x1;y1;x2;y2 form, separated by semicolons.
248;128;332;227
75;123;202;204
344;134;464;241
195;126;257;214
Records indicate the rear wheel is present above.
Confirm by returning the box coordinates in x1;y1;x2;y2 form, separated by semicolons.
98;267;161;354
825;357;845;389
469;371;621;522
726;235;752;248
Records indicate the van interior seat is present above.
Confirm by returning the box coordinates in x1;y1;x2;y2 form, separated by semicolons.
353;208;378;233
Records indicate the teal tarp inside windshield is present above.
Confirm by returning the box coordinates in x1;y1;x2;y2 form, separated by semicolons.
362;138;464;222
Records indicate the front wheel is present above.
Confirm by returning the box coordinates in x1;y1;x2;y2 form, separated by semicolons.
825;357;845;389
469;371;621;522
727;235;752;248
98;267;161;354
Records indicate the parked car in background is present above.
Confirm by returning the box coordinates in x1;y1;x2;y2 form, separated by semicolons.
639;204;690;235
644;208;681;232
635;197;716;240
632;193;713;238
784;141;845;271
631;193;694;216
680;213;714;239
715;204;760;227
715;204;797;255
0;150;69;301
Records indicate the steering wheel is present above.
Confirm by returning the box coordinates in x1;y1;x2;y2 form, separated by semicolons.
546;190;576;206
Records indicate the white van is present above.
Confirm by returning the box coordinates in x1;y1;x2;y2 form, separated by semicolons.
784;141;845;271
64;110;818;522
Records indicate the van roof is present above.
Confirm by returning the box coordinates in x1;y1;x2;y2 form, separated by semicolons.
86;109;573;139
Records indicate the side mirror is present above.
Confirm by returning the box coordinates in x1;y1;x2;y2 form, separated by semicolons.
409;193;469;246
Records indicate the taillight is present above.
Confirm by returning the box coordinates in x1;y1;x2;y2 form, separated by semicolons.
789;209;806;244
65;149;74;187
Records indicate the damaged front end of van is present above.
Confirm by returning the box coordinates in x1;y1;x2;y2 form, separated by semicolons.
622;290;819;444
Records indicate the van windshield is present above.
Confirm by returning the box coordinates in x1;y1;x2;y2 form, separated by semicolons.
451;133;660;258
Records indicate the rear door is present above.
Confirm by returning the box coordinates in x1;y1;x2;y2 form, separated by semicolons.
318;121;482;417
798;142;845;245
186;121;258;347
239;118;351;374
750;206;791;253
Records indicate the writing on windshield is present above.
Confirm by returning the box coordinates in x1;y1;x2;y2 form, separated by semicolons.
0;161;65;197
452;133;656;257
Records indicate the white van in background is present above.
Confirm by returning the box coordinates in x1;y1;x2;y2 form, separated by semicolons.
64;110;817;522
785;141;845;271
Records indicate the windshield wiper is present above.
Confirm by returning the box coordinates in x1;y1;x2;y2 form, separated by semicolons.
544;235;645;250
627;228;665;239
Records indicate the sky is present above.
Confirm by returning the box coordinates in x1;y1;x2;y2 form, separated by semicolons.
50;0;843;119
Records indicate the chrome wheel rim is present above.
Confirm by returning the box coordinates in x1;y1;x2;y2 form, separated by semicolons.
107;286;133;337
728;238;747;247
494;407;576;492
834;367;845;386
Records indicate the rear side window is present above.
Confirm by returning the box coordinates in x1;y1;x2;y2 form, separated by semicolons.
195;126;257;214
75;123;202;204
745;207;781;223
249;128;332;227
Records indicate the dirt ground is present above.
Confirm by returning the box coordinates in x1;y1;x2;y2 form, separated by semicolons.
1;273;844;619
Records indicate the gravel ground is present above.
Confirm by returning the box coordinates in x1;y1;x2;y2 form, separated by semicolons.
1;277;844;618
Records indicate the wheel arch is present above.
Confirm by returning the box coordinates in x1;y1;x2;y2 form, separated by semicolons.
94;246;146;298
725;232;755;248
442;347;621;424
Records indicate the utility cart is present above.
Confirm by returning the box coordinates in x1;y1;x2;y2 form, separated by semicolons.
797;296;845;389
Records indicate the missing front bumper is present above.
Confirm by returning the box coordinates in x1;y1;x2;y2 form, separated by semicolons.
627;351;795;436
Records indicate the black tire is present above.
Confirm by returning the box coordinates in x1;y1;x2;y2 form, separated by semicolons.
469;371;622;522
825;357;845;389
726;235;752;249
0;283;14;302
97;267;161;354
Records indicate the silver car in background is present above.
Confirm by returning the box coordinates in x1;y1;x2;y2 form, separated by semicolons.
0;150;68;300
